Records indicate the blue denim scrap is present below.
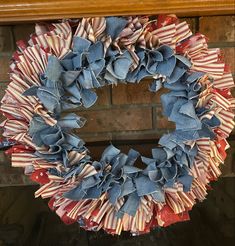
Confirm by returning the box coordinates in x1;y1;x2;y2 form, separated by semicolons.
126;45;178;83
64;143;196;215
104;51;133;83
23;25;193;113
60;37;106;108
105;17;128;39
20;16;223;217
29;115;87;167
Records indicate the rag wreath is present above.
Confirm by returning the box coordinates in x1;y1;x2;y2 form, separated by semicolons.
0;15;234;235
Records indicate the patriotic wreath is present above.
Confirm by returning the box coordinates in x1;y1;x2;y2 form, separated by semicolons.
0;15;234;235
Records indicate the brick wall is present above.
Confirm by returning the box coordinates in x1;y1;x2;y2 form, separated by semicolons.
0;15;235;184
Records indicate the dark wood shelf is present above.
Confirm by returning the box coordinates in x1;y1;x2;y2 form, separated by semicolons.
0;0;234;23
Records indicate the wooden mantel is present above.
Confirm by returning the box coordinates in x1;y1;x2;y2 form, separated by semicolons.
0;0;234;23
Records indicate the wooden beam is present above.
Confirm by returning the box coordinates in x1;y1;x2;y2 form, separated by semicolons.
0;0;234;23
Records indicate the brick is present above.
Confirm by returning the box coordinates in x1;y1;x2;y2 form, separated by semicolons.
155;107;175;129
13;24;35;43
88;143;157;166
231;75;235;99
199;16;235;43
180;17;197;33
76;107;152;133
112;130;161;141
0;26;14;52
112;79;169;105
0;56;11;82
0;82;8;124
0;165;34;186
0;152;10;166
94;86;110;106
221;140;235;177
230;141;235;174
221;47;235;74
81;130;168;144
0;82;8;99
78;132;112;143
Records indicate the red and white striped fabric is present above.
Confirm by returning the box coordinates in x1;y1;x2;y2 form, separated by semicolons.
0;15;234;235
